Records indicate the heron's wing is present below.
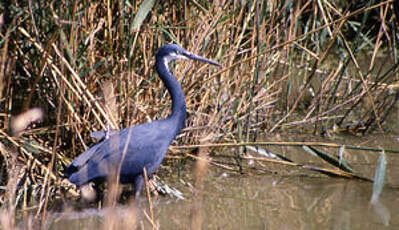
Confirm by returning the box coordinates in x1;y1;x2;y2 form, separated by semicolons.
64;128;129;178
64;139;109;178
86;127;132;163
67;120;175;185
69;142;103;168
65;128;128;176
84;121;172;172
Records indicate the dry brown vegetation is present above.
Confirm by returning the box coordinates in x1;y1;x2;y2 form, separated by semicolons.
0;0;398;228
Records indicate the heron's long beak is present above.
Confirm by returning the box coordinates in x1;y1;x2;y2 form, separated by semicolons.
184;51;222;67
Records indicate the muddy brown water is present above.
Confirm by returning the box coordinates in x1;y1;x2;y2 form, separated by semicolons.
48;134;399;229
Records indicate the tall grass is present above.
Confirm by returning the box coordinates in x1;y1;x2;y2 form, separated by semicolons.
0;0;398;225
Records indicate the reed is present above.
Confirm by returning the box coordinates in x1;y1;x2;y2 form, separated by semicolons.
0;0;398;227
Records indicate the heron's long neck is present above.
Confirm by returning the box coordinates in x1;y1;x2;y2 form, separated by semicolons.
156;59;187;133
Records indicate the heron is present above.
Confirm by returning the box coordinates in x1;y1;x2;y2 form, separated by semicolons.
64;44;221;200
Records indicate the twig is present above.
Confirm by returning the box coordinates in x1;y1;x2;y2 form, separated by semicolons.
143;168;156;230
173;141;399;153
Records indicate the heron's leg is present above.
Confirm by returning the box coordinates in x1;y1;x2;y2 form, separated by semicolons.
93;183;104;202
133;175;144;201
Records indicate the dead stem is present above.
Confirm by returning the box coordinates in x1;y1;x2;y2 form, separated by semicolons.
190;144;210;230
143;168;157;230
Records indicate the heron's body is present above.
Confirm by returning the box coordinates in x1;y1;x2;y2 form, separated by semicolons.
65;44;220;199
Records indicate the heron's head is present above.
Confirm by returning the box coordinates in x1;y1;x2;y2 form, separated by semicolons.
156;44;221;68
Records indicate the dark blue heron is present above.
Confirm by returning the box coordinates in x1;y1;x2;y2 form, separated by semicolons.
65;44;221;200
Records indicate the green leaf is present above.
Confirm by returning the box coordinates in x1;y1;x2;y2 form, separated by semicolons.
302;145;353;173
132;0;156;30
370;151;387;204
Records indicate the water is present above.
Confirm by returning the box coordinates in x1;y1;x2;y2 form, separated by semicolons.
155;175;398;229
48;134;399;229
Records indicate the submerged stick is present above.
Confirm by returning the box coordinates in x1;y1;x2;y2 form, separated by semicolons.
174;141;399;154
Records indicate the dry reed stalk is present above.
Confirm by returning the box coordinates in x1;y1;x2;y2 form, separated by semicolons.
143;168;157;230
4;157;20;228
102;80;120;130
190;137;211;230
41;84;64;224
0;210;19;230
102;170;122;230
